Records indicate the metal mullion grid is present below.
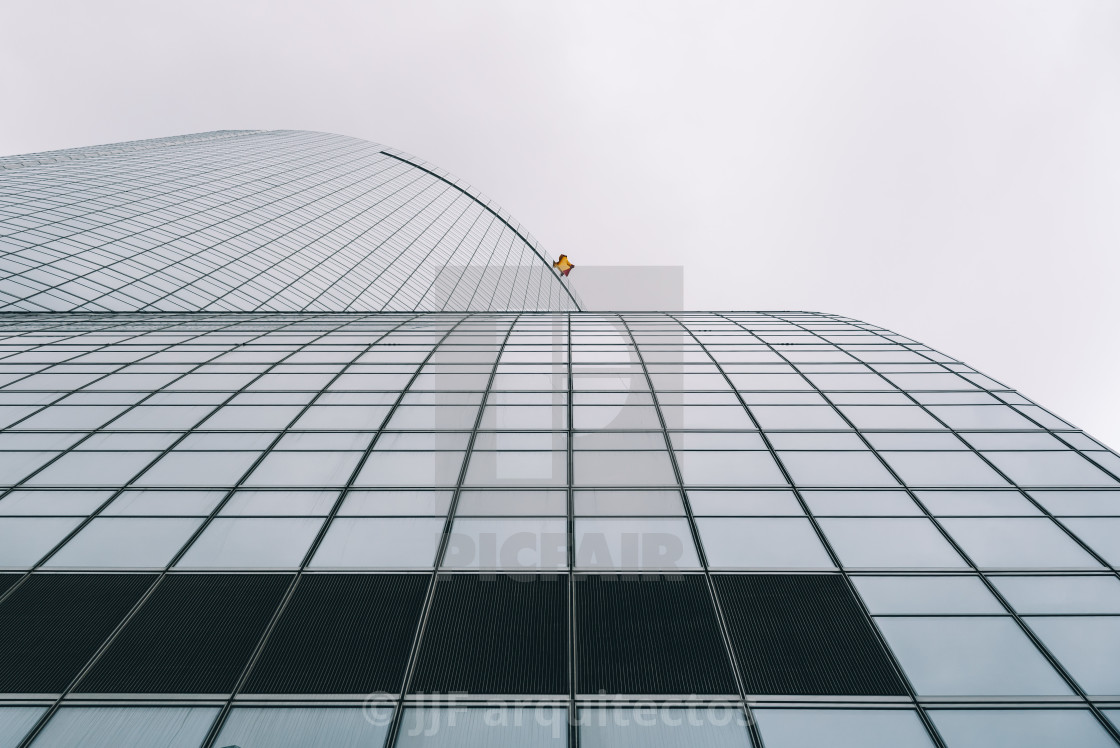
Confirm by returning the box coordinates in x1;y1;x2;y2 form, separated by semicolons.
0;311;236;610
377;314;519;748
0;133;297;230
379;152;580;313
824;317;1120;742
325;185;460;311
26;146;378;313
462;227;518;312
566;313;578;747
375;194;479;312
0;311;283;575
845;316;1120;562
613;313;766;748
436;213;502;313
669;311;948;748
0;313;140;395
170;156;421;312
791;312;1120;577
221;160;441;313
410;208;492;313
331;180;462;312
187;313;441;748
119;151;411;313
13;311;378;748
721;311;1120;745
3;136;375;308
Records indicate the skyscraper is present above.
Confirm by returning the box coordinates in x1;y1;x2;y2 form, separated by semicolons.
0;131;1118;748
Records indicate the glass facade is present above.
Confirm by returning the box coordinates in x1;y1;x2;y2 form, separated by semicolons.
0;131;578;313
0;133;1118;747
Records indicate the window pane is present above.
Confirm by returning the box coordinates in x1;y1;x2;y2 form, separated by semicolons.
337;490;453;516
852;576;1003;615
819;519;967;569
30;706;218;748
675;452;787;487
1059;518;1120;566
1030;490;1120;516
576;518;699;570
394;706;566;747
838;406;943;430
939;518;1102;569
355;452;465;486
778;451;899;487
874;617;1071;697
0;706;47;747
176;518;324;568
102;490;224;516
309;517;443;568
803;490;920;516
992;575;1120;614
465;450;567;486
574;451;677;486
574;490;684;516
915;490;1041;516
580;706;753;748
219;490;338;516
243;452;362;487
25;452;158;488
0;491;111;516
214;706;391;748
697;518;834;569
983;452;1118;487
754;708;934;748
880;453;1009;487
750;405;849;429
43;517;203;568
929;709;1116;748
1024;617;1120;696
446;517;567;570
135;451;261;487
688;490;803;516
455;490;566;516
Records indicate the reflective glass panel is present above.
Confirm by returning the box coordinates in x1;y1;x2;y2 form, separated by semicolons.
852;576;1004;615
1024;617;1120;696
30;706;218;748
176;518;324;568
939;518;1102;569
580;706;753;747
446;517;567;570
874;617;1071;697
697;517;834;569
394;706;566;747
309;517;443;568
991;575;1120;614
213;706;391;748
929;709;1117;748
754;708;934;748
43;517;203;568
819;519;967;569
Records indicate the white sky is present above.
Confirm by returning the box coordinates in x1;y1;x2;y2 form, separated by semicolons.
2;0;1119;448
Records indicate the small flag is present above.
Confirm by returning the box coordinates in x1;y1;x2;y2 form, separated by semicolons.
553;254;574;277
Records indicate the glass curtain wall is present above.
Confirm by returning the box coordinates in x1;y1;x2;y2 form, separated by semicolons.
0;311;1117;747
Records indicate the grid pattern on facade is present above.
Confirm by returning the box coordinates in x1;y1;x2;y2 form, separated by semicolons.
0;131;579;313
0;310;1117;746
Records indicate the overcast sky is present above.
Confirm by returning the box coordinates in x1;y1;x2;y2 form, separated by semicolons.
2;0;1119;448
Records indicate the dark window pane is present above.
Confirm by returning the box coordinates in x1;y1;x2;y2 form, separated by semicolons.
411;573;568;694
244;573;428;694
75;574;291;694
576;574;737;694
714;574;906;695
0;573;155;693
